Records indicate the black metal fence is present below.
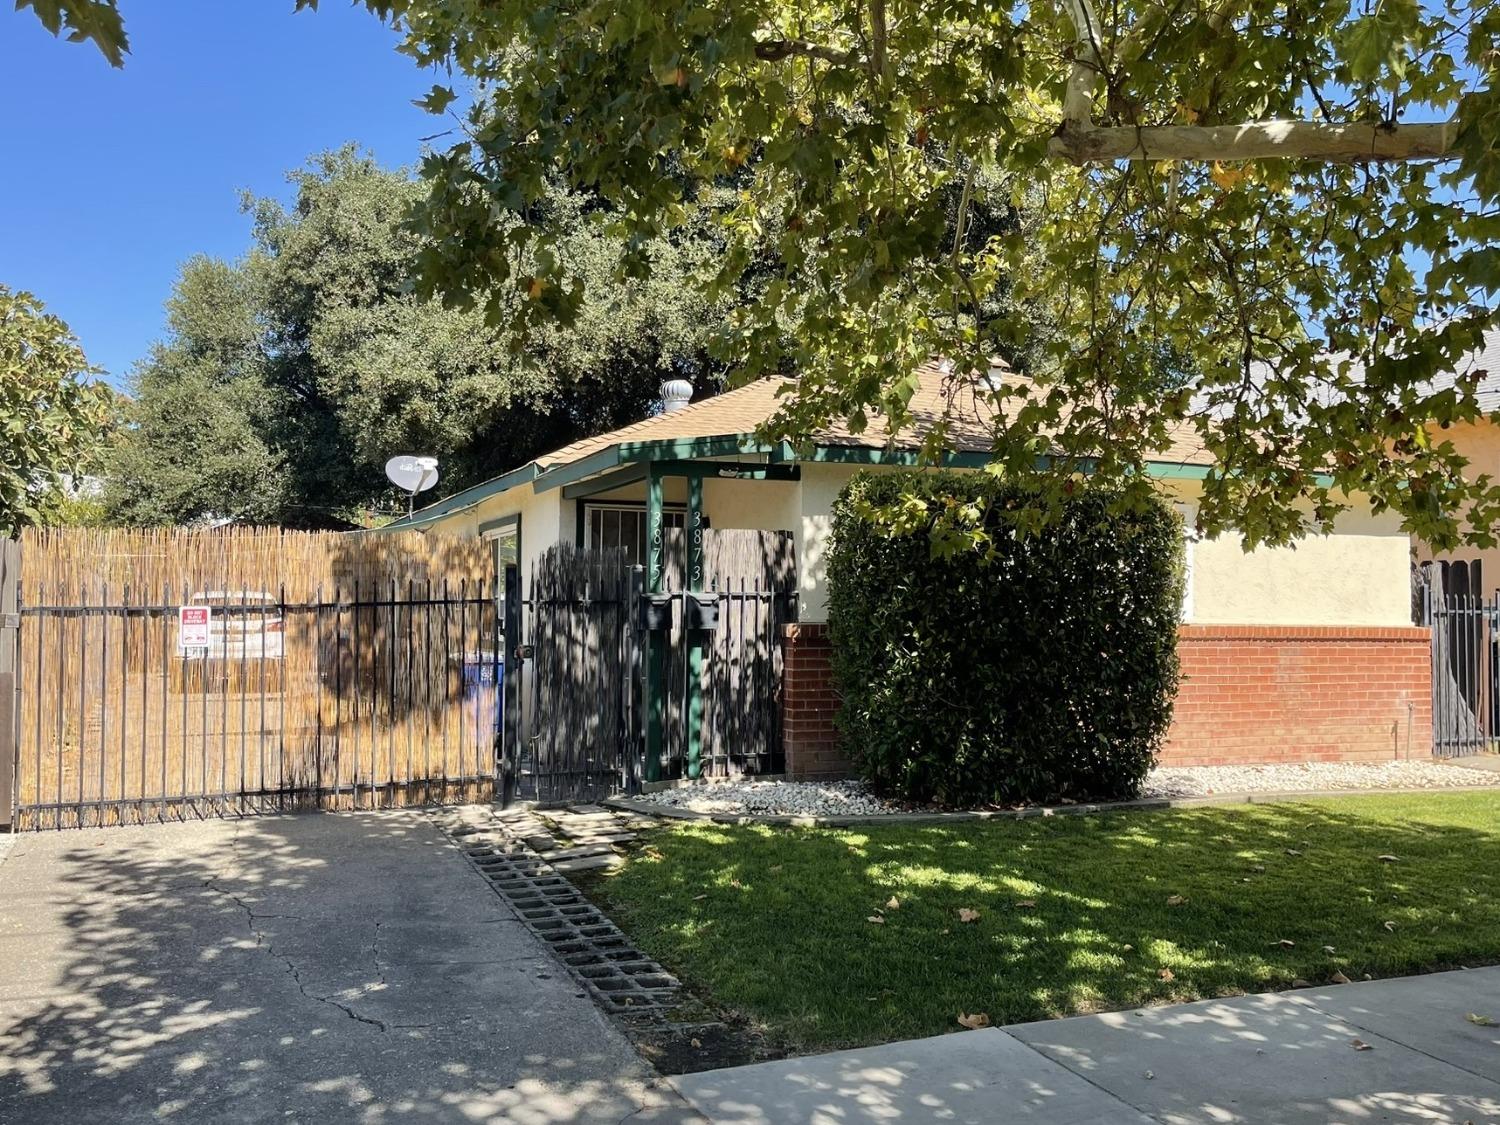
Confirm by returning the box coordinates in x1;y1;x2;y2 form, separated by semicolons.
13;582;499;830
6;530;795;825
502;536;795;805
1415;565;1498;758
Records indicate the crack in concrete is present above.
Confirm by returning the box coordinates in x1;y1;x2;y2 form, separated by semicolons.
201;820;390;1033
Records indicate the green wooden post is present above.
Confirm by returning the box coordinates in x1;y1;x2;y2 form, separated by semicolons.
685;472;706;779
644;466;665;782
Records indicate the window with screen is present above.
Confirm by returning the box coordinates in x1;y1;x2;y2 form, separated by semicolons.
584;504;685;566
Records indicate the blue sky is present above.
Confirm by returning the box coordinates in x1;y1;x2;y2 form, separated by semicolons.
0;1;445;388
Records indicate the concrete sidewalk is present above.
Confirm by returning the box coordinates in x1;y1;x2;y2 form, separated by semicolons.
672;967;1500;1124
0;811;699;1123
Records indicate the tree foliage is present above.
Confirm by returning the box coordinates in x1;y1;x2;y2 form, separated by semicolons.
0;286;116;537
107;149;728;526
34;2;1500;547
381;0;1500;550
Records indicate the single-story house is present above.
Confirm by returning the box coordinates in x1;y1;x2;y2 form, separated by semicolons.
388;364;1430;776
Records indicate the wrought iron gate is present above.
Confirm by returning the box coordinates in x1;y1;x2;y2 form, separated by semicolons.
12;581;500;830
502;535;794;805
1416;565;1500;757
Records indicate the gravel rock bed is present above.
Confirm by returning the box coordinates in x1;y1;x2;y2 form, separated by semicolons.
635;779;898;817
1142;760;1497;798
632;761;1498;818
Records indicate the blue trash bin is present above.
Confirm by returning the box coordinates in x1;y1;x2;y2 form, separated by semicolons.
459;651;502;752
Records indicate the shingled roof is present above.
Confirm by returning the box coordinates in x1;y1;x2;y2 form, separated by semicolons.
400;361;1213;525
537;361;1209;468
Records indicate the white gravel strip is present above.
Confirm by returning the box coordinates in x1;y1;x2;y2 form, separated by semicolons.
636;779;897;816
1143;760;1499;798
633;761;1499;818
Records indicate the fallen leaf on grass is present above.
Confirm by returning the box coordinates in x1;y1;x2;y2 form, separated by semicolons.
886;896;901;910
1322;945;1337;954
1271;939;1296;949
1123;944;1134;952
957;1012;991;1030
867;915;885;924
1285;849;1302;857
1330;971;1352;985
1166;894;1187;907
958;908;981;923
1158;968;1175;982
1466;1013;1497;1027
692;894;708;901
1351;1039;1373;1051
1378;854;1399;863
1383;921;1397;932
1014;900;1037;910
1249;864;1266;873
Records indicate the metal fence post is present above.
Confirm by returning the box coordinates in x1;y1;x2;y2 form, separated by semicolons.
501;563;521;806
644;466;665;783
0;540;17;829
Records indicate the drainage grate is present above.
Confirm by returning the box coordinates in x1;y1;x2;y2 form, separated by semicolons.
431;806;684;1021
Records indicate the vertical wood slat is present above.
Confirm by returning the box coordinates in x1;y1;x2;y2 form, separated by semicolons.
10;527;499;828
0;540;19;828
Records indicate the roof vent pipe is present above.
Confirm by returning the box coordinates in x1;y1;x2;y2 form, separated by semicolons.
660;378;694;414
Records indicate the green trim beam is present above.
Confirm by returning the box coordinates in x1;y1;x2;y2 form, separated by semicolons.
560;463;649;500
381;463;541;530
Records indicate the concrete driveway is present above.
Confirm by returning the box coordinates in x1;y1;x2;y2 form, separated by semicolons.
0;810;697;1123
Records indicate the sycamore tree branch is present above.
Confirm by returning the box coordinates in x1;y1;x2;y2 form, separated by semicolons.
754;37;867;68
1049;118;1460;163
1061;0;1104;126
1054;0;1457;165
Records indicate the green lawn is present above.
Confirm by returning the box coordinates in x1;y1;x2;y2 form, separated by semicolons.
586;792;1500;1052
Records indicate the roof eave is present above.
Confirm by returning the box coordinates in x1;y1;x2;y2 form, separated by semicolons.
377;462;543;531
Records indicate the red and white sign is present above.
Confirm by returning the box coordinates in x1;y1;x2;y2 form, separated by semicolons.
178;605;211;652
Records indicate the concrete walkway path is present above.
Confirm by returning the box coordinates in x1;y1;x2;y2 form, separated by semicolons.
672;967;1500;1124
0;810;700;1124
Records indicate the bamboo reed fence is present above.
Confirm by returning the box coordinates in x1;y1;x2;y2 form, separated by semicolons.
14;527;498;829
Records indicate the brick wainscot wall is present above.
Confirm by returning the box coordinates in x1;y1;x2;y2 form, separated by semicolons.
781;624;855;779
1160;625;1432;766
781;623;1433;779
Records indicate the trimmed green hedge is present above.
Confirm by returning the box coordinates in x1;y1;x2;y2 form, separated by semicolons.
826;471;1183;807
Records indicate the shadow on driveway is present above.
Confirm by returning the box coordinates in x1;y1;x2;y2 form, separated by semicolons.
0;809;692;1123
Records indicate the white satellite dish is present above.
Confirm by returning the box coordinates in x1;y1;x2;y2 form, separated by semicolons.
386;455;440;517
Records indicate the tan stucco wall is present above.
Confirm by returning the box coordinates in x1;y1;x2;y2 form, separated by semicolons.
796;464;870;622
399;461;1413;629
1160;480;1411;627
1413;418;1500;593
703;475;799;533
403;482;564;590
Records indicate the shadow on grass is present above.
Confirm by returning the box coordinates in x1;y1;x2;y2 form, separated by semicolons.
0;810;674;1123
588;794;1500;1052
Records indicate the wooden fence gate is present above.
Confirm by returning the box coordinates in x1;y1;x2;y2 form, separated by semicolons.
0;527;796;826
3;528;498;830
